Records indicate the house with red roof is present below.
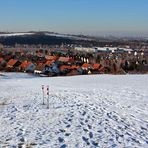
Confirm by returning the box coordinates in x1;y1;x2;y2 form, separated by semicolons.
81;63;92;70
93;63;101;70
92;63;102;74
0;58;6;70
67;65;81;76
34;63;46;74
19;61;36;73
0;58;4;63
71;65;80;70
45;55;58;61
45;60;55;66
0;58;6;66
59;65;71;75
6;59;21;71
81;63;93;74
25;63;36;73
58;57;74;63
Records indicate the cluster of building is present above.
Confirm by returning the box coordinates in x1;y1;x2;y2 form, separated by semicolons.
0;55;105;76
0;46;148;76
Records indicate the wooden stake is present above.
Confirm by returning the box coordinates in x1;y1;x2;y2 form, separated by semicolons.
47;85;49;109
42;85;45;105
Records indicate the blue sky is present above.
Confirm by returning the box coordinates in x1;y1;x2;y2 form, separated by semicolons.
0;0;148;36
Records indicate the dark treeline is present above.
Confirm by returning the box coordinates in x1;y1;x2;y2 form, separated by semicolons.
0;35;72;46
0;34;143;47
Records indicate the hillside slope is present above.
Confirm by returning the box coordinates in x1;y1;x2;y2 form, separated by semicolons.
0;32;96;46
0;74;148;147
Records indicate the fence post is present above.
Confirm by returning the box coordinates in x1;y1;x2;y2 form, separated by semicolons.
42;85;45;105
47;85;49;109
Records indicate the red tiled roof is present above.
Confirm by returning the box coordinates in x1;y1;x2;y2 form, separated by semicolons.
58;57;73;63
7;59;18;67
99;67;105;72
20;61;32;69
93;63;101;70
45;55;57;61
82;63;91;68
0;58;4;62
71;65;80;69
35;63;45;71
60;65;71;71
45;60;55;66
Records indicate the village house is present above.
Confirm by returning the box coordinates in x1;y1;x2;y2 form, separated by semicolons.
58;57;74;64
66;65;81;76
19;61;30;71
45;55;58;61
6;59;21;71
100;59;111;73
81;63;92;74
59;65;71;75
45;60;55;66
0;58;6;66
26;63;36;73
0;58;6;70
81;63;92;70
43;65;56;76
19;61;36;73
34;63;46;74
91;63;102;74
67;69;81;76
50;62;60;76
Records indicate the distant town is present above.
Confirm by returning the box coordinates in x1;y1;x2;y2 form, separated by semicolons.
0;40;148;76
0;32;148;76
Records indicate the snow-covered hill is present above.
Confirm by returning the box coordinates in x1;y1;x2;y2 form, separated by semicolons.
0;32;34;37
0;32;94;45
0;32;93;41
45;33;93;41
0;74;148;147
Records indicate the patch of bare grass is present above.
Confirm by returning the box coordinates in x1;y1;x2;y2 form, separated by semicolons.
0;100;8;106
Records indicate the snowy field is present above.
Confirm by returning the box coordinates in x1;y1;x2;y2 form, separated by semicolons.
0;73;148;148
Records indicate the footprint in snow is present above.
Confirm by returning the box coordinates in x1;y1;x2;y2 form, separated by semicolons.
97;130;102;133
65;133;71;136
89;132;93;139
58;137;64;143
82;111;86;116
17;132;23;137
59;129;65;133
19;137;25;143
18;143;24;148
60;144;67;148
80;121;84;125
66;124;71;128
85;119;88;123
87;115;90;119
88;124;92;129
82;136;90;145
141;126;147;131
83;128;89;132
91;140;98;147
111;144;117;147
68;118;72;122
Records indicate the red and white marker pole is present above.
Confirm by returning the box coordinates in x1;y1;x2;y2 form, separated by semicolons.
42;85;45;105
47;85;49;109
